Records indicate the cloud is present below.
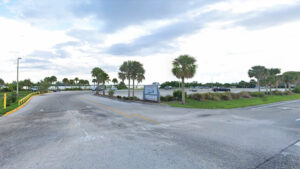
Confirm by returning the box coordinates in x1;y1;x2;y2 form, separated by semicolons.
29;50;70;59
66;29;104;44
54;41;81;49
234;4;300;29
73;0;221;32
106;11;223;56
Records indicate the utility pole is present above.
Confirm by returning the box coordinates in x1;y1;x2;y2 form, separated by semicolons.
17;57;22;98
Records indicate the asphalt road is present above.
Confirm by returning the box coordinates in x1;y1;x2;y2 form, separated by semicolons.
0;91;299;169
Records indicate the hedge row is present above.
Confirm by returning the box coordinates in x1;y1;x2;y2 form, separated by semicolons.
161;90;295;102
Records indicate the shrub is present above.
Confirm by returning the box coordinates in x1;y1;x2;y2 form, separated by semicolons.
283;91;294;95
173;90;187;101
108;89;115;97
189;93;205;101
128;96;139;101
122;96;129;100
117;95;122;99
249;92;265;98
230;93;241;99
212;95;221;101
160;95;174;102
204;93;213;100
239;91;252;98
293;86;300;93
220;92;232;101
272;90;284;96
11;92;17;103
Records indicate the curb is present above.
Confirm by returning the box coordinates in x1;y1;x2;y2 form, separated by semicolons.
2;92;51;117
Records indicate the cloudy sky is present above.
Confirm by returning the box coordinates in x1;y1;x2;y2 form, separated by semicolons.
1;0;300;84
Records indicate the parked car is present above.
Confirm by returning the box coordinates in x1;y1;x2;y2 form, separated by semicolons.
164;86;172;90
93;86;104;91
212;87;231;92
31;86;38;92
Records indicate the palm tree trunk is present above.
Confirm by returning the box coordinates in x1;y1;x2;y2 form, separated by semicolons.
288;83;291;91
258;80;260;92
181;77;185;104
103;81;105;95
96;82;99;95
128;78;131;97
132;79;135;97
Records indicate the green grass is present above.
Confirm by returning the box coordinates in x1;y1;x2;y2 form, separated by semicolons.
0;91;32;116
166;94;300;109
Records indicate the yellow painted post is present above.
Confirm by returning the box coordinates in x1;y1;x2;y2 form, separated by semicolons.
4;93;6;110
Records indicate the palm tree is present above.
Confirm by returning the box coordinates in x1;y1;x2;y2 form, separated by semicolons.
282;71;300;91
49;76;57;85
248;66;268;92
92;67;104;95
112;78;118;86
137;74;145;87
131;61;145;96
119;61;133;97
118;72;126;82
69;80;75;89
92;79;97;87
100;72;110;95
266;68;281;93
74;77;79;86
62;78;69;86
172;55;197;104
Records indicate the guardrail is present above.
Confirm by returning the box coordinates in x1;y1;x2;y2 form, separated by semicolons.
18;92;40;105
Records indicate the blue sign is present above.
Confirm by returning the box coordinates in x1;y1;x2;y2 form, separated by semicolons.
143;85;160;102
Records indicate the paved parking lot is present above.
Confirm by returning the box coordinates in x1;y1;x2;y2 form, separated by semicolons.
112;88;285;99
0;91;299;169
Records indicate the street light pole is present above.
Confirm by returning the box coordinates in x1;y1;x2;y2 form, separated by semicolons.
17;57;22;98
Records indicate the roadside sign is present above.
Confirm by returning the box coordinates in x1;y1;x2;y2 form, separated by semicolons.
143;85;160;102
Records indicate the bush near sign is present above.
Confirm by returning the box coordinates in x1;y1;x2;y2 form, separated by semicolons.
143;85;160;102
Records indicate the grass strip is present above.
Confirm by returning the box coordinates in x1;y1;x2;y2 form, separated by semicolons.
166;94;300;109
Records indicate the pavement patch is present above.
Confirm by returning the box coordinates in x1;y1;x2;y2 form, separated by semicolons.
80;96;157;123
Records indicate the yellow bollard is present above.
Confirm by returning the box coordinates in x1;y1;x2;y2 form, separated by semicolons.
4;93;6;110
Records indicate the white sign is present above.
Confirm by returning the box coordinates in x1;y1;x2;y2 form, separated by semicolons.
143;85;160;102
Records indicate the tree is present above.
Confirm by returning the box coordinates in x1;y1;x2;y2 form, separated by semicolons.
0;78;4;85
266;68;281;94
69;80;75;88
131;61;145;96
92;67;104;95
119;61;133;97
248;66;268;92
112;78;118;86
118;72;126;82
84;80;89;86
74;77;79;85
49;76;57;85
137;74;145;87
62;78;69;86
79;79;85;86
282;71;300;91
22;79;33;90
100;72;110;95
92;79;97;86
172;55;197;104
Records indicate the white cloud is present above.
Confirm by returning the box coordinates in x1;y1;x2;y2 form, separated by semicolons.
0;0;300;85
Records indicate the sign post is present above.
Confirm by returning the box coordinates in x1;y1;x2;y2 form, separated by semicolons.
143;85;160;102
4;93;6;110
